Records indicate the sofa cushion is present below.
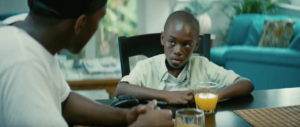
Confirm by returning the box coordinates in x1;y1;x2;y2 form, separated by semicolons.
245;20;264;46
226;14;258;45
224;46;300;67
226;59;300;90
224;46;300;90
244;15;293;46
258;19;295;47
210;46;230;67
292;20;300;38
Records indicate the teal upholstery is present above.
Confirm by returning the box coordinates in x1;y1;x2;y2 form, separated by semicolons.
210;46;230;67
211;14;300;90
226;14;255;45
244;20;264;46
224;46;300;67
289;33;300;51
225;46;300;90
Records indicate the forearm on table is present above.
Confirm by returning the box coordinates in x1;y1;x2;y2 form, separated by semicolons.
218;77;254;100
62;92;129;126
116;83;168;101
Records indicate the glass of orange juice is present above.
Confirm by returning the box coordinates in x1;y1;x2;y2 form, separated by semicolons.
194;82;218;114
175;108;205;127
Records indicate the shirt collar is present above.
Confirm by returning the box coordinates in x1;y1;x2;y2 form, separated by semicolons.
159;55;168;81
187;56;192;72
19;27;55;64
158;55;192;81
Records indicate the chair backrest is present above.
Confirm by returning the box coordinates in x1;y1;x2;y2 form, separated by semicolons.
118;33;211;77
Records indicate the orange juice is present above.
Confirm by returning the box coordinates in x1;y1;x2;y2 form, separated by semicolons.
195;93;218;111
177;124;202;127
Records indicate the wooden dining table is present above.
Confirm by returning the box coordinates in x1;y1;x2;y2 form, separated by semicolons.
68;78;120;99
96;87;300;127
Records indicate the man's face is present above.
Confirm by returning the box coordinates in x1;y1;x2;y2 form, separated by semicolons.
161;21;199;69
67;5;107;54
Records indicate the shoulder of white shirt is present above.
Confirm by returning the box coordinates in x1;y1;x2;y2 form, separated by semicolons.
2;13;28;24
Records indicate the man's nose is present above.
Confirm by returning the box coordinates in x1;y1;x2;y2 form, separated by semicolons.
174;45;183;56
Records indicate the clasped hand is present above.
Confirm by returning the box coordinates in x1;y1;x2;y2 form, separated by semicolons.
165;90;195;104
127;100;174;127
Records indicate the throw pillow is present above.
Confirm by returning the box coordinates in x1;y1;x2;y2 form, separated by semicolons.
258;19;295;47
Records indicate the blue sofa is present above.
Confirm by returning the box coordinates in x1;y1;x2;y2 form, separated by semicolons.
211;14;300;90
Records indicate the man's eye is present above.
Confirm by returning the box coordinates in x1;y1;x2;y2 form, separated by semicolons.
169;41;175;45
184;44;190;48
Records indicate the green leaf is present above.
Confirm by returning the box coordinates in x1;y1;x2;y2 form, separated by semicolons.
116;5;137;22
126;0;137;11
106;7;118;23
182;0;213;16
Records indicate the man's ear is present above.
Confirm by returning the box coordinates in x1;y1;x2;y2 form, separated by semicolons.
161;31;164;46
194;38;200;51
74;15;87;35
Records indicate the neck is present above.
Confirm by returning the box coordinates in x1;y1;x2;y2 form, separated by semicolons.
13;14;72;55
166;60;186;78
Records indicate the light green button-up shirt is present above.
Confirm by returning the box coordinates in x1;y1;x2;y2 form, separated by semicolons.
121;54;239;91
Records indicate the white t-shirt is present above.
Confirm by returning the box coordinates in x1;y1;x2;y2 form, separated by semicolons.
164;64;189;91
0;25;71;126
2;13;28;24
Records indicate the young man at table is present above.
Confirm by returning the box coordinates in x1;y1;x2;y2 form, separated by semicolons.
116;11;254;104
0;0;173;127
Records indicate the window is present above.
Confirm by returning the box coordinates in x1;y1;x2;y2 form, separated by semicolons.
60;0;138;81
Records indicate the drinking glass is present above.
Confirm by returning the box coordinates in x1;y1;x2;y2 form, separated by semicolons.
194;82;218;114
175;108;205;127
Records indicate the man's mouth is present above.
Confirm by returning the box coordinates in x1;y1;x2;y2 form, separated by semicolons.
171;59;181;65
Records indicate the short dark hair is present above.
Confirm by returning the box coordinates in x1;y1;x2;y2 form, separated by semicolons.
164;11;200;35
28;0;107;19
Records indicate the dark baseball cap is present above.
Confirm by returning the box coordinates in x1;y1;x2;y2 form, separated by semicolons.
28;0;108;18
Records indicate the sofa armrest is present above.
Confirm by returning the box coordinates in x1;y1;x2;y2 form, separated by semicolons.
224;46;300;67
289;34;300;51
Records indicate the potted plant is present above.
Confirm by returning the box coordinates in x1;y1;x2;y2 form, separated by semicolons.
217;0;291;45
182;0;213;34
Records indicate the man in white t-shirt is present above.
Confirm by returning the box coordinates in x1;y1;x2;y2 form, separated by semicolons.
0;0;173;127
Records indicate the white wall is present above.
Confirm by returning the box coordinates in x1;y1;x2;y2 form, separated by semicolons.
138;0;170;34
0;0;29;14
267;3;300;18
291;0;300;6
